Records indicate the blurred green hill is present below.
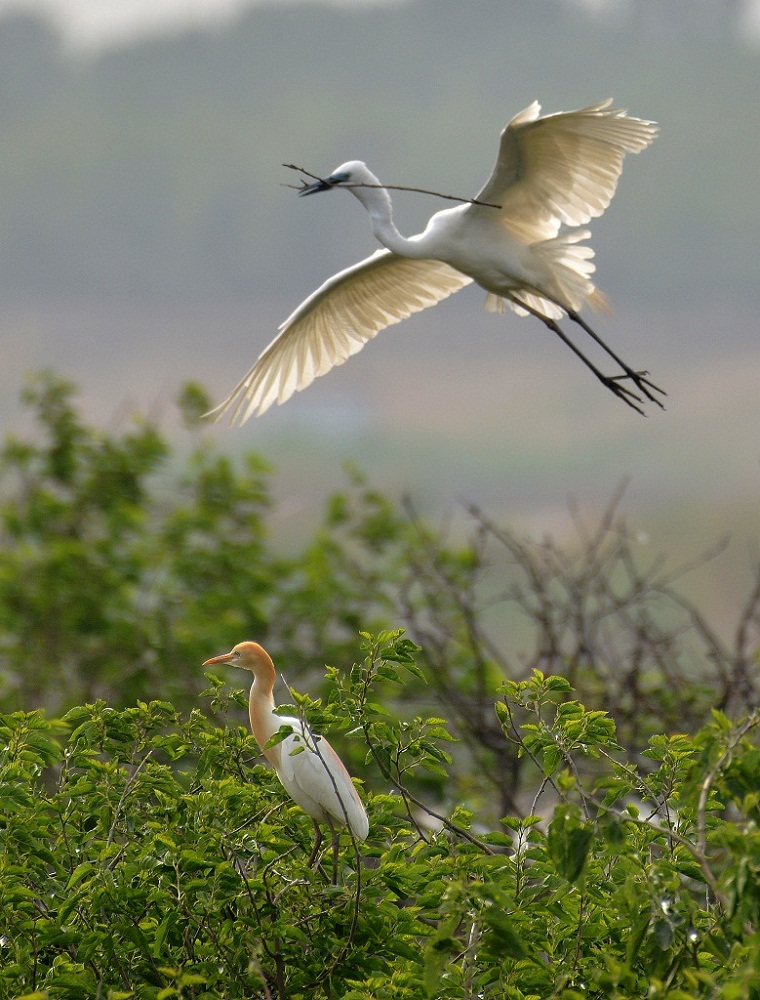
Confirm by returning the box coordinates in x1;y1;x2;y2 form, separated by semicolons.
0;0;757;307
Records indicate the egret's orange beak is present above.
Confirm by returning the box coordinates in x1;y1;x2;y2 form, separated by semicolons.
202;651;235;667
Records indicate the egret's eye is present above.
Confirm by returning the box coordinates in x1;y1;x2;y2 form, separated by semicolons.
330;172;351;184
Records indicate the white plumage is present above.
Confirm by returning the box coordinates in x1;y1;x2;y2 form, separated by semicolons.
209;99;661;424
273;715;369;840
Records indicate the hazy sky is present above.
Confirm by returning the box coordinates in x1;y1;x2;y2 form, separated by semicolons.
1;0;759;51
0;0;386;50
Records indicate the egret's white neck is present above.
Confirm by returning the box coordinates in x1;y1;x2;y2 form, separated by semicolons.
348;181;426;259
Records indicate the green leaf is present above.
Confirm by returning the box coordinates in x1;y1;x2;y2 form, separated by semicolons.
626;907;651;965
548;810;593;883
542;745;563;776
66;862;94;890
481;910;527;959
179;849;214;870
264;724;295;748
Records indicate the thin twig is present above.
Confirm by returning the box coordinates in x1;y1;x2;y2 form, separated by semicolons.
462;919;481;1000
696;710;760;855
356;642;496;853
362;726;494;852
106;750;154;849
282;163;502;209
585;791;726;913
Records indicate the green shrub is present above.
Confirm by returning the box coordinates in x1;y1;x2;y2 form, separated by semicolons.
1;632;759;999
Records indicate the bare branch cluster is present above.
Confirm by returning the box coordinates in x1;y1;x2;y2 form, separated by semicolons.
389;487;760;817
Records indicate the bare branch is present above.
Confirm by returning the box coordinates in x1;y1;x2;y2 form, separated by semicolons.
282;162;503;209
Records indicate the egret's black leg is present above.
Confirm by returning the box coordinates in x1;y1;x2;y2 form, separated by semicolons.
566;309;666;408
540;316;647;416
307;819;323;867
325;817;339;885
508;295;652;415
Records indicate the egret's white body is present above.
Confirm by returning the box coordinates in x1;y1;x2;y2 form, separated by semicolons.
202;641;369;852
210;99;660;424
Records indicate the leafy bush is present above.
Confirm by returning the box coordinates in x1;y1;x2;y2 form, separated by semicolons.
1;632;759;999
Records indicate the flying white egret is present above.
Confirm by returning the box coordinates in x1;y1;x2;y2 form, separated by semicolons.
202;641;369;878
209;99;661;425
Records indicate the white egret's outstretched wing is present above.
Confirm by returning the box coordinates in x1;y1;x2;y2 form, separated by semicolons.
474;99;658;243
208;250;472;425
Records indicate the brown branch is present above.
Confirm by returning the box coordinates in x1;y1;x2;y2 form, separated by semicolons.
282;162;502;209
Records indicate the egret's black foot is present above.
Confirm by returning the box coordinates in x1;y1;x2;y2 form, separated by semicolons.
601;376;646;416
610;370;667;409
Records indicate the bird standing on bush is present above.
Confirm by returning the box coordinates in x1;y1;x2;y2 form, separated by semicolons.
202;641;368;877
209;98;660;424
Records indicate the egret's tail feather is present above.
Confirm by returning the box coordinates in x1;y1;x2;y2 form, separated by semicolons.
587;286;612;315
485;229;609;322
533;229;597;312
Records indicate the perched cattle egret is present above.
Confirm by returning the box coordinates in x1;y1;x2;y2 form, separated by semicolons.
209;99;661;424
202;641;368;877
